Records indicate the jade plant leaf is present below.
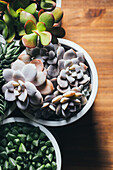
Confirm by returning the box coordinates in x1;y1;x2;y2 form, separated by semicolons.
52;7;63;23
39;31;52;46
25;3;37;15
36;22;46;32
24;20;36;34
16;8;24;14
41;0;56;11
0;20;8;39
38;9;44;17
17;24;25;36
20;11;36;25
0;0;8;11
6;25;15;43
33;10;39;21
39;12;54;29
49;27;65;38
22;33;37;48
7;3;18;18
3;13;12;25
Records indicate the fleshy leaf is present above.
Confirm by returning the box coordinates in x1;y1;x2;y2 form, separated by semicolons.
17;24;25;36
33;10;39;21
22;33;37;48
52;7;63;23
0;0;7;11
41;0;56;10
24;20;36;34
49;27;65;38
6;25;15;43
3;13;12;25
7;3;18;18
25;3;37;15
16;8;24;14
0;20;8;39
40;31;52;46
36;22;46;32
38;9;44;17
39;12;54;29
20;11;36;25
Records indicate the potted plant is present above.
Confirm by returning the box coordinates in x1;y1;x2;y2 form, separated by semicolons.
0;0;98;126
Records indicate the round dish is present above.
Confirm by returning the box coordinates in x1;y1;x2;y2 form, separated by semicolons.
22;38;98;126
0;117;61;170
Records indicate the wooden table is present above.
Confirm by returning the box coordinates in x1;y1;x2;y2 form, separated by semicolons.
7;0;113;169
48;0;113;169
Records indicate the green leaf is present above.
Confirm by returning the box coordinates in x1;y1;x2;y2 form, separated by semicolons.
36;22;46;32
0;0;8;11
25;3;37;15
7;3;18;18
41;0;56;10
39;12;54;29
9;157;16;168
25;20;36;34
20;11;36;25
16;8;24;14
52;7;63;23
40;31;52;46
49;27;65;38
18;143;26;153
33;10;39;21
6;25;15;43
0;20;8;39
22;33;37;48
3;13;12;25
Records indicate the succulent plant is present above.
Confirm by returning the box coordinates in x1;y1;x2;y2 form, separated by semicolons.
0;40;20;87
0;0;65;46
23;43;92;119
2;57;54;111
0;93;8;116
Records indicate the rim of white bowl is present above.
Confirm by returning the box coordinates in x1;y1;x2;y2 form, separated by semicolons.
23;38;98;127
56;0;61;7
0;117;62;170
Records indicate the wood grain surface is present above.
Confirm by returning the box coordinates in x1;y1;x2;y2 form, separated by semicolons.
48;0;113;169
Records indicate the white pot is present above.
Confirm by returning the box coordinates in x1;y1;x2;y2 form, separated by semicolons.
56;0;62;7
0;117;62;170
23;38;98;126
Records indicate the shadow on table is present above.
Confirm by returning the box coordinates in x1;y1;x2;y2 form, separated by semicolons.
49;105;108;170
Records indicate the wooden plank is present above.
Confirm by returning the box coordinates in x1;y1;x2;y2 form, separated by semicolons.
49;0;113;169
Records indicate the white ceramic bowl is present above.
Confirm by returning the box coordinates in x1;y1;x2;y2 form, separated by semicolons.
0;117;62;170
23;38;98;126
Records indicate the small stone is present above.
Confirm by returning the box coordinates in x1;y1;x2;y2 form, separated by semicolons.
57;46;65;61
63;91;75;98
57;76;68;88
63;49;77;60
64;60;73;68
62;102;68;110
60;97;69;104
47;57;57;65
48;50;55;60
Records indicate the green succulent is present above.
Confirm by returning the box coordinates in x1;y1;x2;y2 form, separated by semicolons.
0;0;65;46
0;93;8;116
0;40;20;87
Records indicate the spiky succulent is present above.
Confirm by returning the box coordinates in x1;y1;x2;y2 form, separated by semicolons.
0;93;8;116
0;0;64;46
0;41;20;87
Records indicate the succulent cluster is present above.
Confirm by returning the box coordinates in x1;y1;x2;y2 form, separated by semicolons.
0;122;57;169
0;94;8;116
2;57;55;111
0;0;64;47
22;43;92;119
0;41;20;87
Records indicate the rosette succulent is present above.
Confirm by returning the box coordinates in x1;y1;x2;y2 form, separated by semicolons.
2;57;54;110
